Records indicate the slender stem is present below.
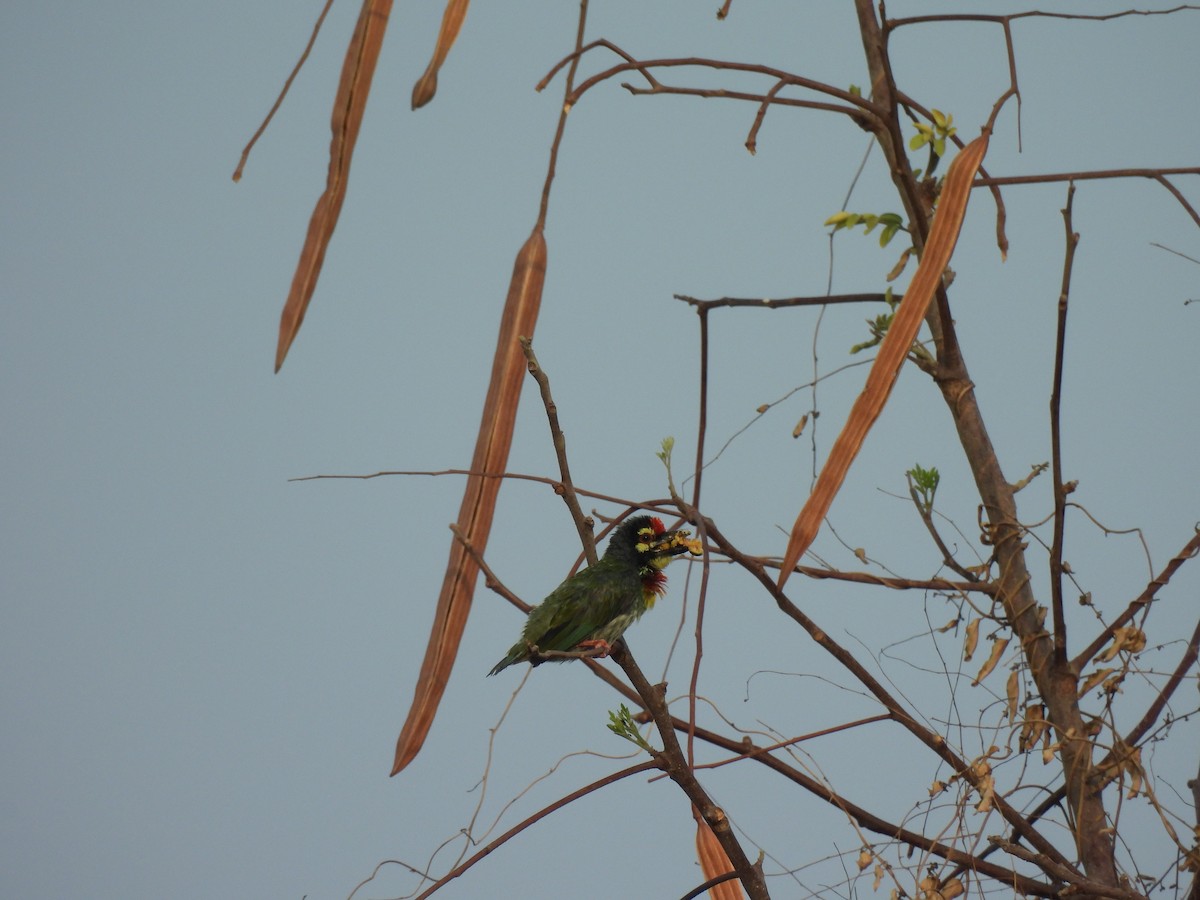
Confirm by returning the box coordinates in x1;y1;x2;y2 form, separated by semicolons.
231;0;336;181
413;760;660;898
905;472;981;582
611;642;771;900
1049;183;1079;663
535;0;590;230
519;337;596;563
1072;529;1200;671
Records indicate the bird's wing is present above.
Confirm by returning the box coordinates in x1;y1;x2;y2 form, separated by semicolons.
522;564;636;653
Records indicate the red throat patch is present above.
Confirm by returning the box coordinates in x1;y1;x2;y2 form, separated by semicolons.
642;568;669;598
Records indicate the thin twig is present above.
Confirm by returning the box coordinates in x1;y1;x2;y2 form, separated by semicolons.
987;837;1147;900
1151;242;1200;266
905;472;981;582
973;167;1200;229
611;642;771;900
519;337;596;563
679;870;743;900
291;467;673;514
412;760;661;899
675;292;893;311
891;7;1200;28
561;56;881;127
758;557;994;594
1101;616;1200;762
534;0;592;230
1049;183;1080;664
702;513;1079;873
536;38;661;94
683;307;714;768
1072;529;1200;671
578;638;1055;893
449;524;529;613
231;0;336;181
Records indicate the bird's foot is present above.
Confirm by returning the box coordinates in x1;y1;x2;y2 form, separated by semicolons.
575;639;613;658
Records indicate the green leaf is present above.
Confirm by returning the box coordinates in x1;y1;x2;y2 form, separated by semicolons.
607;705;653;752
851;310;895;354
909;132;929;151
906;464;941;512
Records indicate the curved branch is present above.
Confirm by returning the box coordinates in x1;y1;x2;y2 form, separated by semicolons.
1073;528;1200;671
974;167;1200;229
413;760;661;898
560;56;882;130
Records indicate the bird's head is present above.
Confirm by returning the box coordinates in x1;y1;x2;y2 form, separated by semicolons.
604;515;703;572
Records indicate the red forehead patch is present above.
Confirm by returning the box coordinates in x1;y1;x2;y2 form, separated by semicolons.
650;517;666;535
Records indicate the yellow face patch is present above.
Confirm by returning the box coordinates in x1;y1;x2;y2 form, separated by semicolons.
634;525;657;555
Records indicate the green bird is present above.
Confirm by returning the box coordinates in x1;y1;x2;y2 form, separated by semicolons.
488;516;701;676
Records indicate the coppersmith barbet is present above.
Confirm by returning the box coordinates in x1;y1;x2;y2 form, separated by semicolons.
488;516;701;676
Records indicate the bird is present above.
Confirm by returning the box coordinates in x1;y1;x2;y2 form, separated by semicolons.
488;515;702;676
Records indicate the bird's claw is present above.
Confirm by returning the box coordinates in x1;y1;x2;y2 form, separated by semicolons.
575;639;613;658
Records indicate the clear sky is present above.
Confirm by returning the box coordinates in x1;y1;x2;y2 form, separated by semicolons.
3;3;1198;898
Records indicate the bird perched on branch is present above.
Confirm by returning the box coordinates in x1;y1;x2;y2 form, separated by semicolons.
488;516;702;676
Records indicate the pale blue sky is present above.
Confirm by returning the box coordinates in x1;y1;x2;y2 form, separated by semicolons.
3;3;1198;898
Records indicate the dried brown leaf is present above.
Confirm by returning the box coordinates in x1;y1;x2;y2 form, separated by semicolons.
777;133;990;587
411;0;471;109
962;618;980;661
1098;625;1147;662
921;876;965;900
1018;702;1046;752
971;636;1008;686
885;246;912;282
391;227;547;775
1005;669;1019;722
1079;667;1116;696
973;770;996;812
1121;745;1146;799
275;0;394;372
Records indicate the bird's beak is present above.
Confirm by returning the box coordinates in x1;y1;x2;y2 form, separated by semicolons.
651;529;704;559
